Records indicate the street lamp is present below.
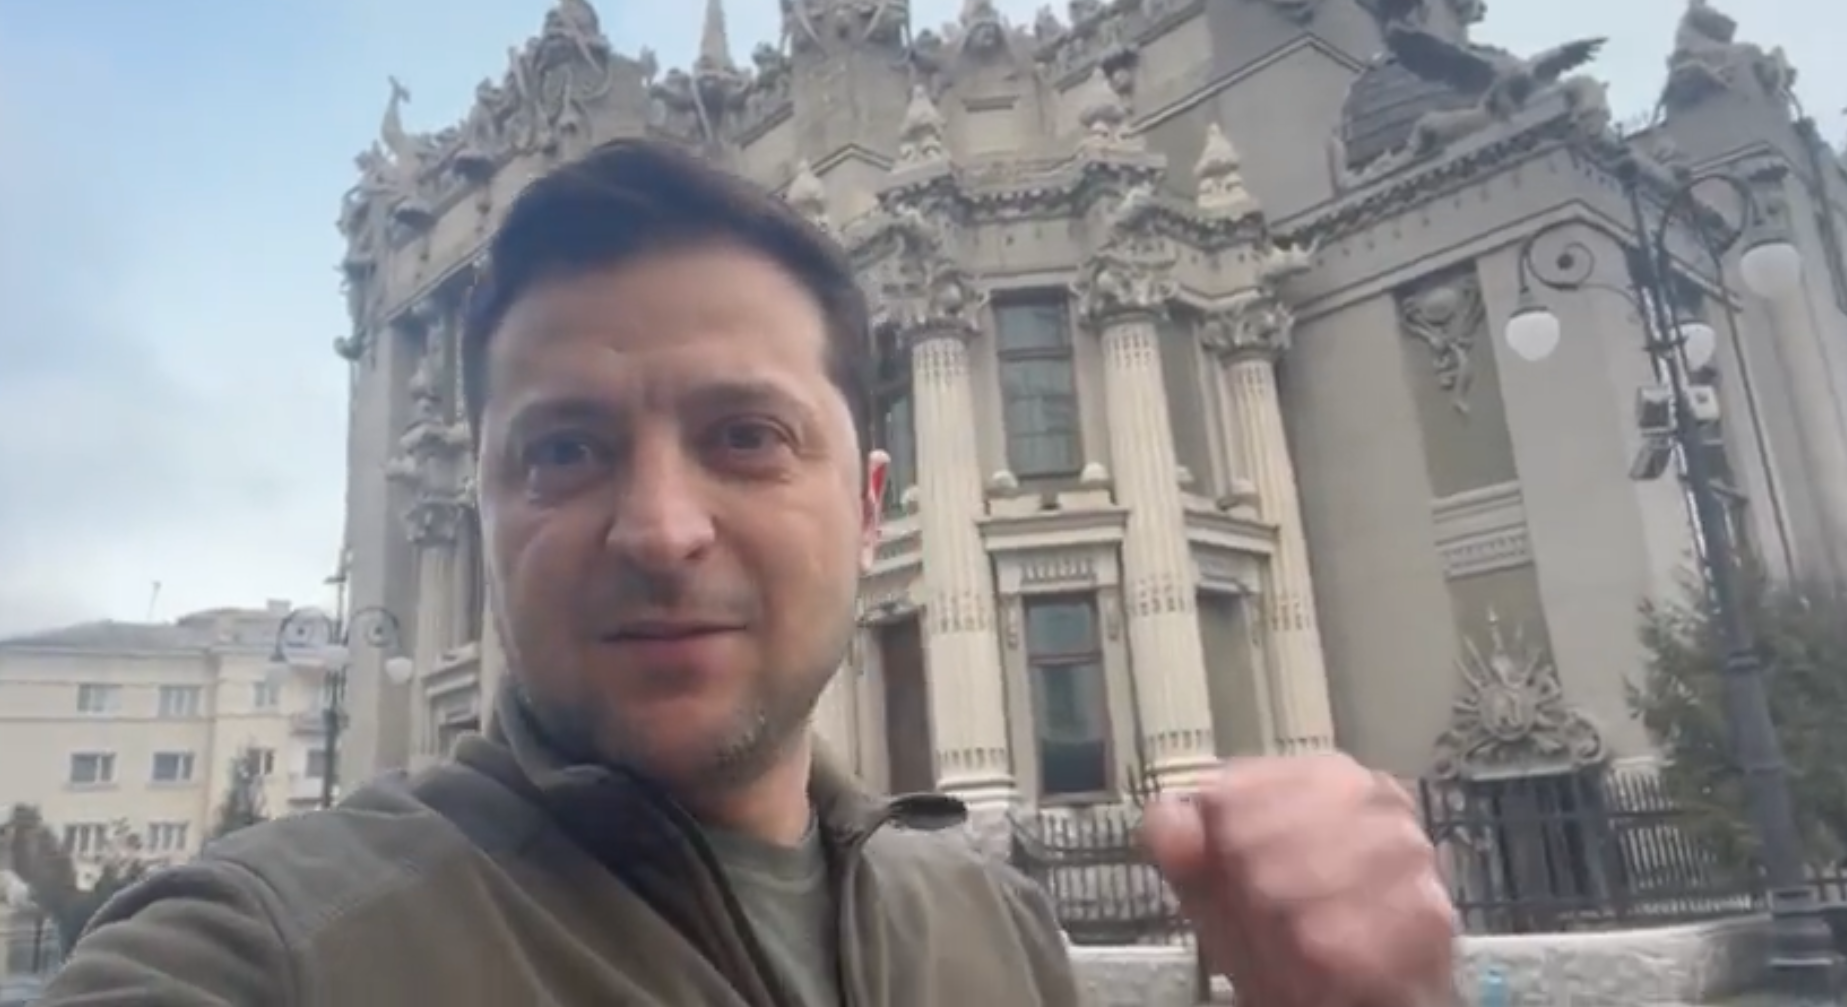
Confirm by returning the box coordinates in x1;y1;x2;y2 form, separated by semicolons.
270;605;413;810
1506;150;1840;997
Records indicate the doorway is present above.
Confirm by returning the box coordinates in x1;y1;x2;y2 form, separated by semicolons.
877;615;935;793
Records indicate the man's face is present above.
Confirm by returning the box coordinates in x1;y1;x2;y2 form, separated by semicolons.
476;242;885;791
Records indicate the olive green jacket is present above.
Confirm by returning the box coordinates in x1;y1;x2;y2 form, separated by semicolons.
40;688;1081;1006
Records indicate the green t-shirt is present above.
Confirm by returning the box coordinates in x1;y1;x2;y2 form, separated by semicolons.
703;819;841;1007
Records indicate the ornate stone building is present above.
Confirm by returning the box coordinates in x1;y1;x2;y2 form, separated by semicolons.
331;0;1847;812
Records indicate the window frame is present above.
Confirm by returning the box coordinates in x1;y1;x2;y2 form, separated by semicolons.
151;750;197;784
993;294;1085;482
67;751;117;787
1021;593;1114;804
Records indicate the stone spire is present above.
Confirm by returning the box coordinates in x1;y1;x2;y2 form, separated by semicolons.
786;159;832;231
1195;123;1259;219
696;0;735;74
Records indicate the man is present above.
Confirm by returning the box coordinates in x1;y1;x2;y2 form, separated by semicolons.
41;139;1454;1006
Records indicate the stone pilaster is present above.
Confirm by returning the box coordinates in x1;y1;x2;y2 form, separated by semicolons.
1759;288;1847;585
408;523;457;764
1204;292;1336;754
872;205;1015;806
384;305;475;766
1075;199;1218;788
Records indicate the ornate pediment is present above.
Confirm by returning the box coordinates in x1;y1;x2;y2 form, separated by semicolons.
1432;612;1604;781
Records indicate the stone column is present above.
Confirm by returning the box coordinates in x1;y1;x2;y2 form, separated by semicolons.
1075;236;1219;788
877;210;1015;807
909;324;1015;804
1205;292;1337;754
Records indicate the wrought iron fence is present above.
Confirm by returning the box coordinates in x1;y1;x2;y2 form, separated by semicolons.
1004;767;1212;998
1418;766;1847;934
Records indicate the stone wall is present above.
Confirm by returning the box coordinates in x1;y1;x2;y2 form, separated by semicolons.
1067;915;1772;1006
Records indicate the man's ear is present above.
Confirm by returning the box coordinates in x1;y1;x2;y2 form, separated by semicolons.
860;450;890;570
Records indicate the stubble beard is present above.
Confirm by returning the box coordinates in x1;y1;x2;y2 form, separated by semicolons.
518;605;856;797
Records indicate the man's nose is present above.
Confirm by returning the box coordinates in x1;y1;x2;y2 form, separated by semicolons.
605;439;717;570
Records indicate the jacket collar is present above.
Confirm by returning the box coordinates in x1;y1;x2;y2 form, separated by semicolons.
466;677;967;852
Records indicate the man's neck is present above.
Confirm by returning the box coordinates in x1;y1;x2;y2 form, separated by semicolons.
679;735;816;848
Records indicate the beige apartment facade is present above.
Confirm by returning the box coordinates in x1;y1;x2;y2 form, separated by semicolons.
331;0;1847;812
0;602;338;876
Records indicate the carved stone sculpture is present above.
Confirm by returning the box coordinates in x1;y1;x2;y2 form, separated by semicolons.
785;160;833;233
864;202;986;340
1381;17;1609;160
1432;612;1604;781
1074;182;1176;328
1200;288;1294;361
1194;123;1260;219
894;85;950;170
1661;0;1798;113
1398;270;1486;415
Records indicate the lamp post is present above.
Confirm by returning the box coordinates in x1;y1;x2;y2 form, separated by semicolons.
1505;150;1840;997
271;605;414;810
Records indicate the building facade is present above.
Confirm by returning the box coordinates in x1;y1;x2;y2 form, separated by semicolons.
0;602;337;874
332;0;1847;811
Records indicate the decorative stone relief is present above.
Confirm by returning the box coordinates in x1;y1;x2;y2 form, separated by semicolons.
1660;0;1798;114
893;84;950;171
1072;69;1138;153
1200;288;1294;362
1432;612;1605;781
784;0;910;55
1397;270;1486;415
1073;183;1177;329
385;314;474;548
863;202;985;342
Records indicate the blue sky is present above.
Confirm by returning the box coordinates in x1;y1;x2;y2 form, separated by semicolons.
0;0;1839;635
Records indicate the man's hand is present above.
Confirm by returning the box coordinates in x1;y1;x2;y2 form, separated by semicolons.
1142;754;1456;1006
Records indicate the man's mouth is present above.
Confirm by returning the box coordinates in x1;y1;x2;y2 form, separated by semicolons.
603;620;739;643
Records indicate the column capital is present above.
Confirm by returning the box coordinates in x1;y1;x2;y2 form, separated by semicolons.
403;492;470;548
1201;288;1294;362
1074;182;1178;329
866;204;987;343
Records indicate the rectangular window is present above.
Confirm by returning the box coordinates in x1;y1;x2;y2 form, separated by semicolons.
151;751;196;783
157;685;203;719
75;683;119;714
61;823;109;856
305;749;331;780
250;747;277;777
872;329;917;516
68;752;116;786
251;680;281;710
1023;595;1111;800
146;821;190;854
995;296;1083;479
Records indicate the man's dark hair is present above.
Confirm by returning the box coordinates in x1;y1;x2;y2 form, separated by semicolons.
460;138;872;452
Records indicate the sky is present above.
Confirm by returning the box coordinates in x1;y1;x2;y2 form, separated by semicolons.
0;0;1840;636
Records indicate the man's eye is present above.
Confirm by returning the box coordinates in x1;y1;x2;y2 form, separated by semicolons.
524;435;601;470
712;420;789;456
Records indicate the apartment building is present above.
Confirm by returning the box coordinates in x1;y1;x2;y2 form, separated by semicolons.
0;601;335;879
